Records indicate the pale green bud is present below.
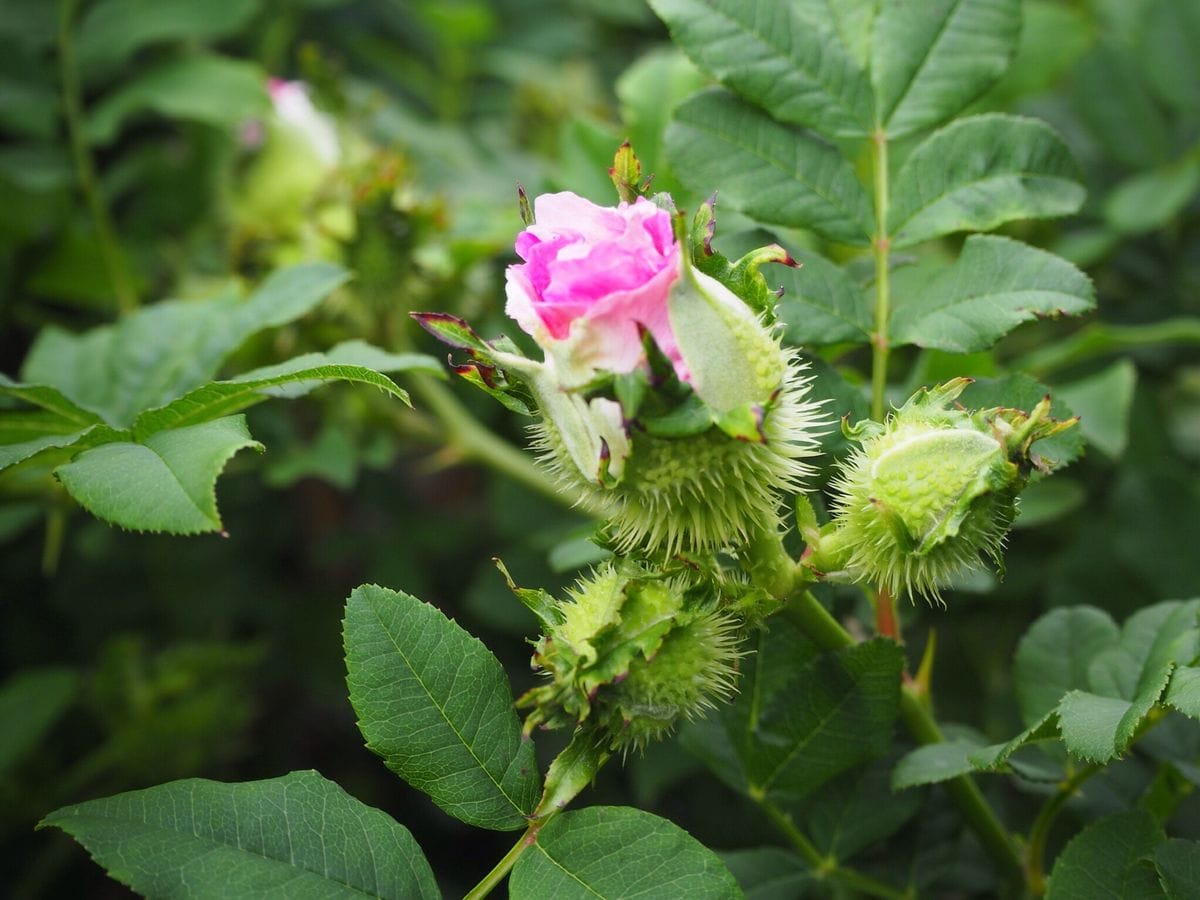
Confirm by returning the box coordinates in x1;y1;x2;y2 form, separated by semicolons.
820;379;1076;601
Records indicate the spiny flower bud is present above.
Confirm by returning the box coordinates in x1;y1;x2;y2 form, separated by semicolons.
414;177;823;557
510;562;742;752
819;379;1076;602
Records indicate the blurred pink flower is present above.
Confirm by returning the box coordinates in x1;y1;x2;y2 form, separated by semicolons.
266;78;340;166
505;192;685;384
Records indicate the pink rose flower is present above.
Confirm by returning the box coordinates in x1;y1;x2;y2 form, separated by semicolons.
505;192;686;383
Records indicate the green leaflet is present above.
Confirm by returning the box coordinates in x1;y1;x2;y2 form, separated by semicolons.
1014;606;1121;730
889;114;1084;248
40;770;440;900
86;52;269;145
19;262;350;426
803;754;923;862
0;423;127;472
978;601;1200;769
1056;691;1148;764
1105;157;1200;236
892;740;983;790
509;806;742;899
1054;360;1138;460
0;667;80;777
721;848;814;899
1142;0;1200;114
1071;43;1173;170
647;0;873;139
1045;811;1166;900
0;374;104;427
1056;602;1200;763
666;88;874;245
76;0;262;77
0;263;426;534
1154;840;1200;900
682;619;902;803
130;351;425;439
871;0;1021;137
1165;666;1200;719
343;584;540;831
55;416;264;534
967;711;1060;773
889;236;1095;354
1;348;417;530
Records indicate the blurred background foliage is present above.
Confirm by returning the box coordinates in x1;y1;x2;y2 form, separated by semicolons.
1;0;1198;896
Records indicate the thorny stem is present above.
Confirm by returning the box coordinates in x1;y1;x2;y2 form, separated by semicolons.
756;794;912;900
58;0;138;315
870;128;891;422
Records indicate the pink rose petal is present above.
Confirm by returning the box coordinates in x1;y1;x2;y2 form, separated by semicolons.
504;191;685;380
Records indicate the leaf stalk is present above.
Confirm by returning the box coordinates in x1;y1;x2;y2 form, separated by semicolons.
57;0;138;315
870;129;892;421
757;794;912;900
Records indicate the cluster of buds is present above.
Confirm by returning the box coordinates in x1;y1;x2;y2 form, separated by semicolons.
414;146;1077;749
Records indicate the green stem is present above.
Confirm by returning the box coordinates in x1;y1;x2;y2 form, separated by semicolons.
870;128;891;422
899;682;1025;888
745;523;800;600
757;795;911;900
781;590;854;651
1024;709;1167;894
464;730;610;899
407;375;575;508
41;491;70;576
781;593;1025;888
1024;762;1102;896
463;821;541;900
57;0;138;315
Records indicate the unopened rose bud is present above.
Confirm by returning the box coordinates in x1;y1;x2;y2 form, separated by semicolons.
514;563;741;752
819;379;1076;601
